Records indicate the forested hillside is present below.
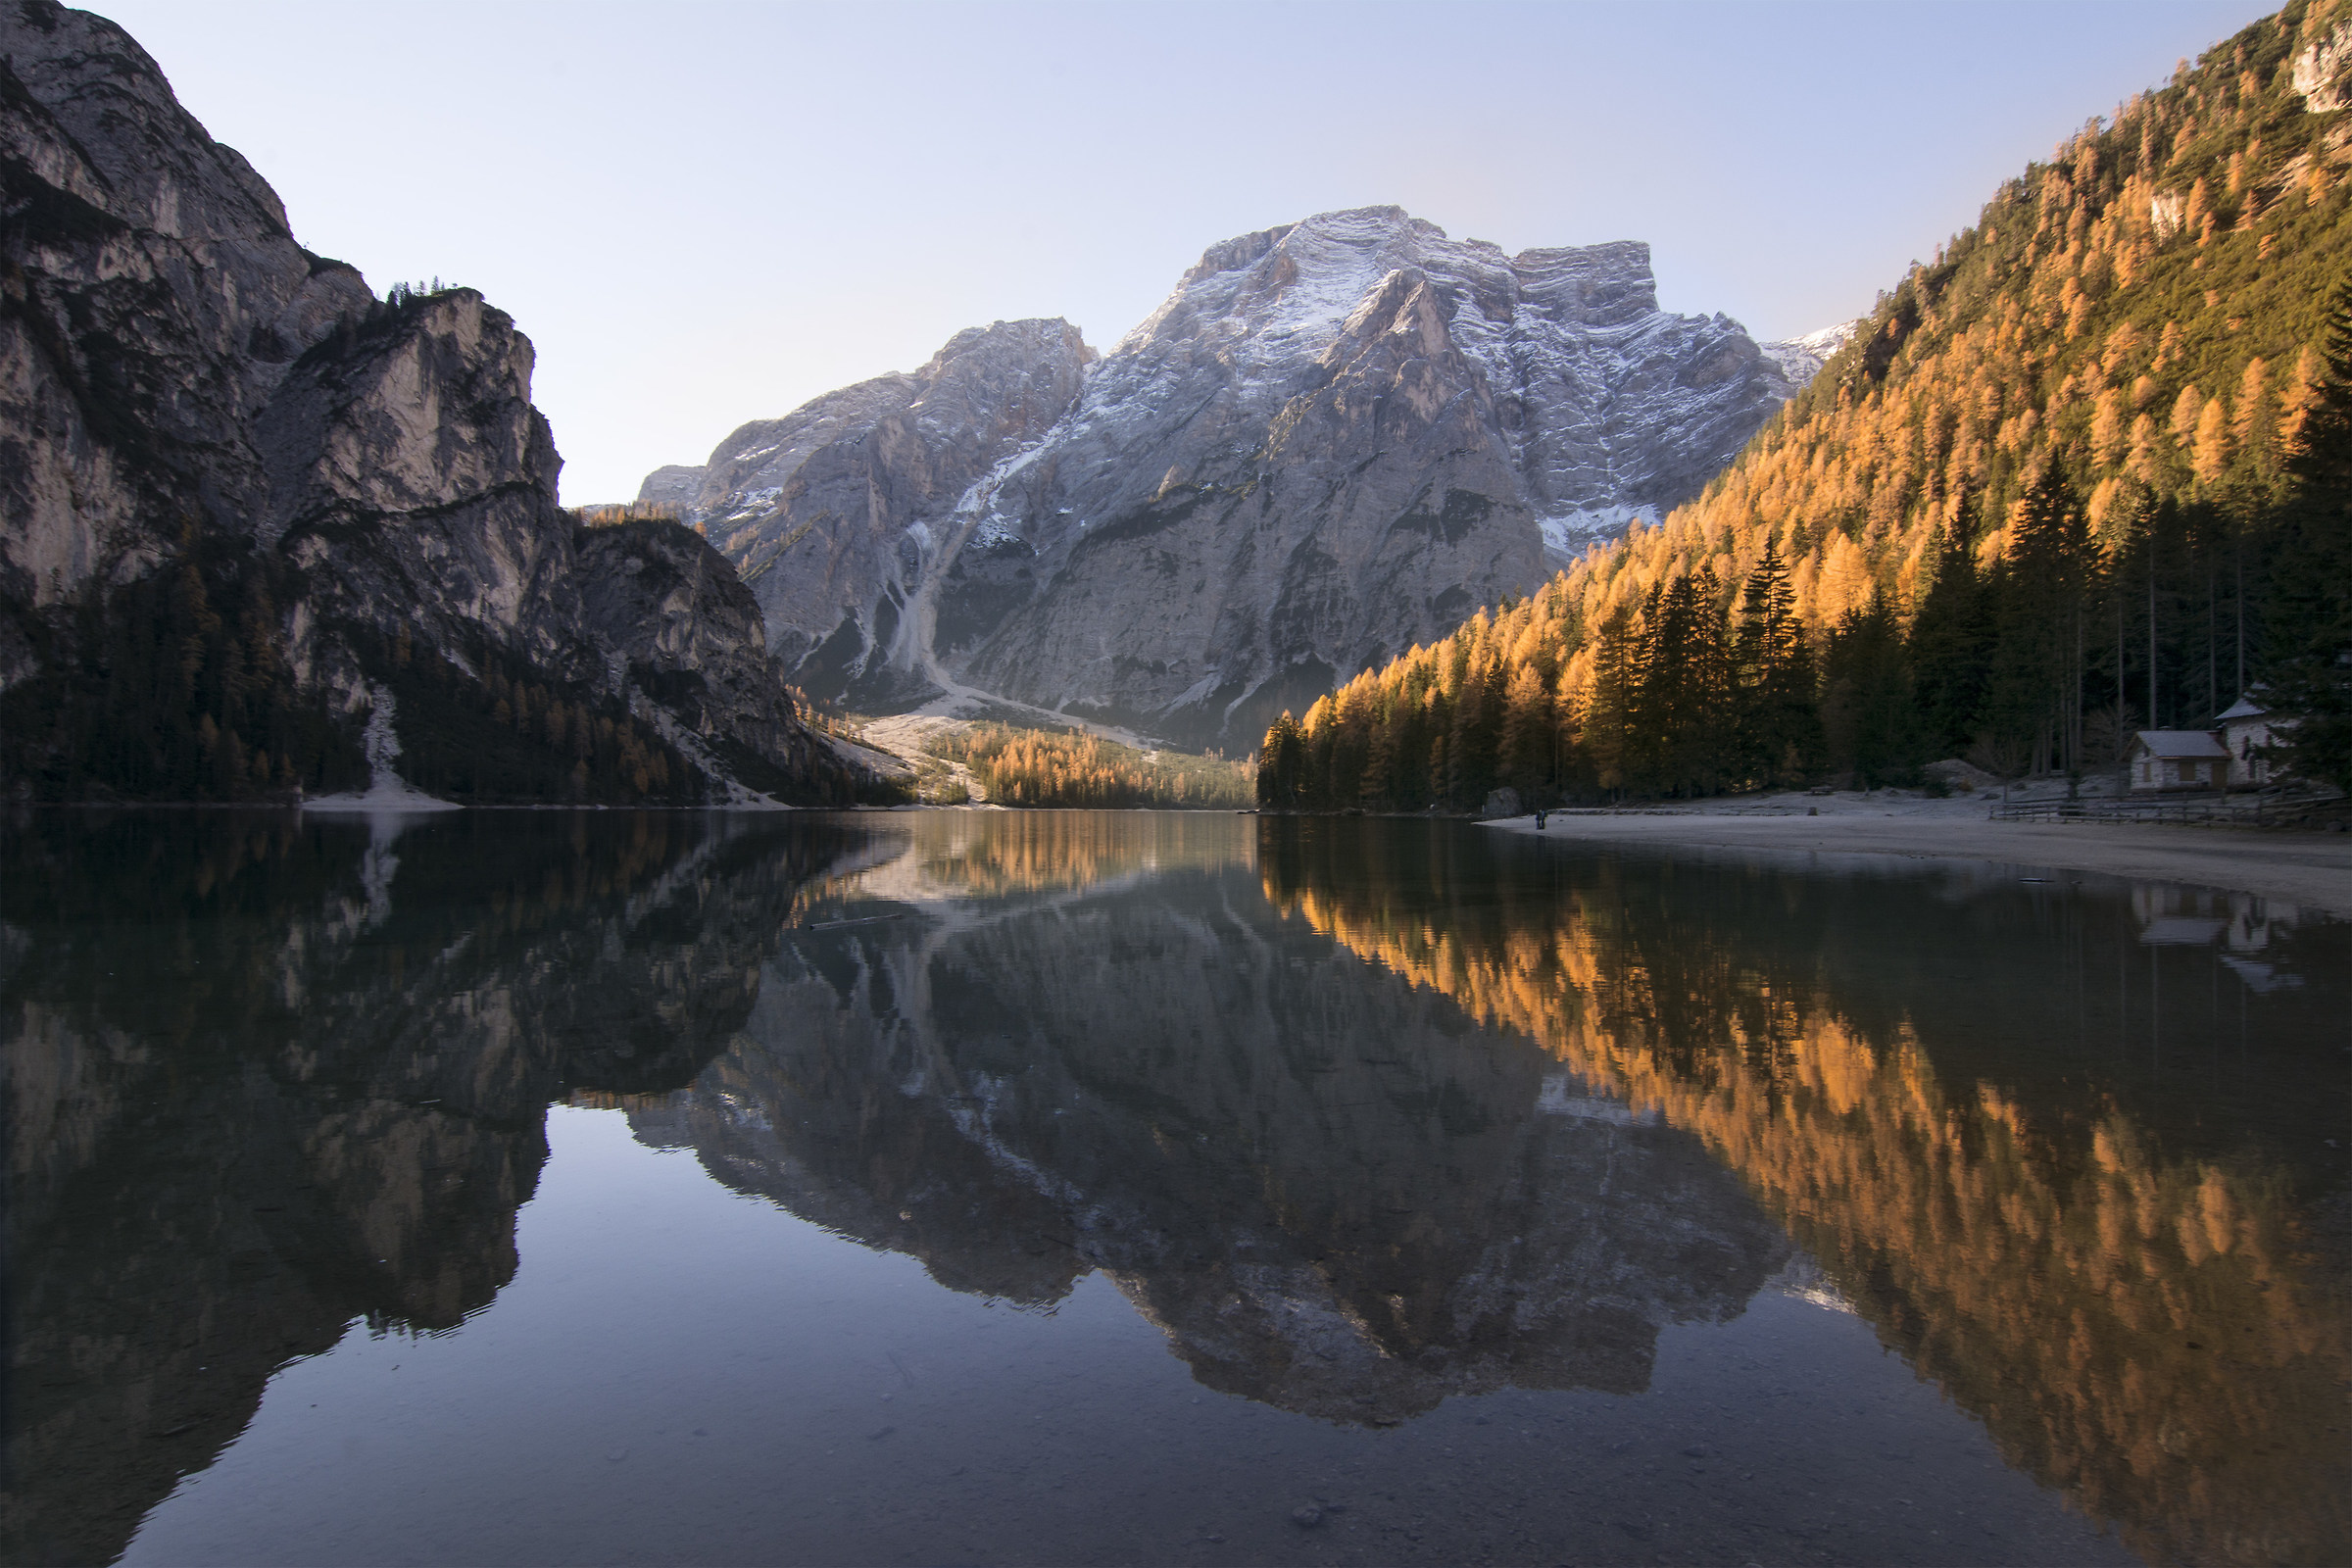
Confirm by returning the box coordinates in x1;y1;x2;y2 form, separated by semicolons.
1260;0;2352;808
923;725;1251;809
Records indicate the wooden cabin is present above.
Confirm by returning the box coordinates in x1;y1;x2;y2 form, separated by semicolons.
2129;729;2230;792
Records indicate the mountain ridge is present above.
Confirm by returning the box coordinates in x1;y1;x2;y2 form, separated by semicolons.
643;207;1830;746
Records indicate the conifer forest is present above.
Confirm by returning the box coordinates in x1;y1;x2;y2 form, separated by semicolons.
1261;3;2352;809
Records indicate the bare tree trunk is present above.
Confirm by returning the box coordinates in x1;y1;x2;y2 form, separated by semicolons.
2148;543;2158;730
2073;602;2084;772
2234;534;2245;699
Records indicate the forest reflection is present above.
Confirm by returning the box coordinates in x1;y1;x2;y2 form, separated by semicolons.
1258;819;2350;1568
7;809;2344;1568
820;807;1256;905
627;828;1790;1419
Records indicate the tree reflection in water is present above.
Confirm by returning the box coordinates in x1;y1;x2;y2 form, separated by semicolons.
1258;819;2351;1568
4;808;2343;1568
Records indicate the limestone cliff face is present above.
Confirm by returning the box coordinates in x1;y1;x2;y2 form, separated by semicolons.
660;319;1095;708
647;208;1802;745
0;0;372;614
0;1;854;803
258;292;583;679
574;516;839;792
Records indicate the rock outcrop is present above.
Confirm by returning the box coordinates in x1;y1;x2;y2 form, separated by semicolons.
0;1;858;804
574;515;841;795
2291;16;2351;114
650;208;1824;745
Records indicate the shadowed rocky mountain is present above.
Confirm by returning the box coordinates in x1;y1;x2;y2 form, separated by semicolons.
644;210;1832;745
0;808;887;1566
0;2;861;805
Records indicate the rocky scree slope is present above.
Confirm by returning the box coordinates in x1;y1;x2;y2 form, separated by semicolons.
647;208;1832;748
0;0;858;804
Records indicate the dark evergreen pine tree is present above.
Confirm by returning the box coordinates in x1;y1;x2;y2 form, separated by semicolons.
1360;697;1399;808
1626;583;1672;794
1684;565;1735;795
1446;651;1504;808
1256;710;1308;808
1734;538;1820;786
1909;498;1997;760
2258;277;2352;790
1631;571;1732;797
1585;605;1639;797
1987;465;2095;774
1495;657;1555;802
1822;596;1926;787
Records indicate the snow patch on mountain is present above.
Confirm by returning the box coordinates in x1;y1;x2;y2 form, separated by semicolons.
1542;504;1659;564
1761;321;1861;389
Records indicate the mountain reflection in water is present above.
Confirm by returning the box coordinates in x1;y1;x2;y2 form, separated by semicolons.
624;813;1788;1421
3;808;2344;1568
4;808;873;1566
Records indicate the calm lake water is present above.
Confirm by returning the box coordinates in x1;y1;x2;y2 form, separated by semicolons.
4;808;2346;1567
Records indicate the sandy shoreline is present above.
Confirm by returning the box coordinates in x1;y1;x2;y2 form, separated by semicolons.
1484;799;2352;917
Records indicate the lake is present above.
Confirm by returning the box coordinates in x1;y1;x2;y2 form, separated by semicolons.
4;808;2345;1567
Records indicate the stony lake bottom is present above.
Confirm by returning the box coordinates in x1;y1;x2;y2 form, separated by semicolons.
4;808;2346;1568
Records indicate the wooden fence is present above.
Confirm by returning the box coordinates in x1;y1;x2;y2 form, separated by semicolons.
1987;790;2339;826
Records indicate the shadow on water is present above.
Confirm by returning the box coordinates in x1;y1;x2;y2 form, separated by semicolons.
3;808;2345;1566
1;807;889;1566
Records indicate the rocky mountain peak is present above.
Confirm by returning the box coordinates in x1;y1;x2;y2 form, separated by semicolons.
1759;319;1860;387
648;316;1092;545
922;316;1095;375
643;205;1811;746
5;0;291;244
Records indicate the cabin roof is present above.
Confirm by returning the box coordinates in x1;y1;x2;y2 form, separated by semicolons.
2216;696;2269;722
2133;730;2230;760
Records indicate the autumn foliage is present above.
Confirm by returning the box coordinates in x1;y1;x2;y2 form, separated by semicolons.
1260;823;2351;1567
1268;0;2352;804
925;723;1252;809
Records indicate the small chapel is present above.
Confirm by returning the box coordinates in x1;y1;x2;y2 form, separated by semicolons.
2128;694;2288;792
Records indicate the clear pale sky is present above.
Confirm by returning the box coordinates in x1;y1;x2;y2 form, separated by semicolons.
88;0;2277;505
